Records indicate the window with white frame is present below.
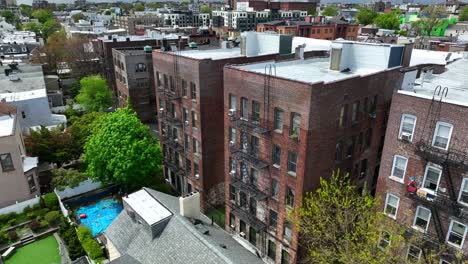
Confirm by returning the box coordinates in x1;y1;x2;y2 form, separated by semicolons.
413;206;431;231
390;155;408;182
447;220;468;248
432;122;453;150
384;193;399;218
399;114;417;141
406;245;422;263
422;165;442;192
378;231;391;248
458;178;468;205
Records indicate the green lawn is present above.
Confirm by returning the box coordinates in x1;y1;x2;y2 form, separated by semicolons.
206;206;226;228
5;236;61;264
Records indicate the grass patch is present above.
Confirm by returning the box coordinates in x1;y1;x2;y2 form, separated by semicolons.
206;206;225;228
5;236;61;264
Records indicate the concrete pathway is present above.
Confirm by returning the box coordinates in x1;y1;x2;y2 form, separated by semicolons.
54;232;71;264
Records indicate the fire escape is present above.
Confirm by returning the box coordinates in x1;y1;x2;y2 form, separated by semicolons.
228;65;276;253
406;86;468;249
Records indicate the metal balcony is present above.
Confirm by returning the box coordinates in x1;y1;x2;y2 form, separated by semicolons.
230;174;268;201
159;89;181;101
230;203;266;231
230;147;269;170
229;111;269;135
163;160;185;176
162;114;183;127
416;141;468;171
161;137;184;152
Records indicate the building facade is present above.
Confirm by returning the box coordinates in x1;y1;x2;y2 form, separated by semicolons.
223;41;412;263
0;104;39;208
376;56;468;262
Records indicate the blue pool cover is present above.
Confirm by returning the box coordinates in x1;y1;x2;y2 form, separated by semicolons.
75;199;123;237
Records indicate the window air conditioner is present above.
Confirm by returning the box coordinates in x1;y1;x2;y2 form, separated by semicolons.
174;138;179;143
229;141;235;147
159;108;164;113
229;170;235;177
369;112;377;119
195;173;200;179
228;109;235;117
401;132;412;142
230;224;235;229
239;232;246;238
184;120;189;126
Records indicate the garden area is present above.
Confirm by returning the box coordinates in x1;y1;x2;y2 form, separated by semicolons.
4;236;61;264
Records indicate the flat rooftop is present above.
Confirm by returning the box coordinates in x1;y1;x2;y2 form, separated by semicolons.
235;57;386;84
0;114;15;137
176;47;244;60
0;64;47;99
410;49;464;66
399;57;468;107
123;189;172;226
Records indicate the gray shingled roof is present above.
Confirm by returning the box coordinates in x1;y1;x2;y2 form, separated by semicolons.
109;254;141;264
105;188;264;264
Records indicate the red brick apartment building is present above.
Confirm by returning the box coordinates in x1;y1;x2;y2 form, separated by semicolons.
231;0;319;11
257;20;358;41
376;56;468;262
152;33;303;209
223;41;413;263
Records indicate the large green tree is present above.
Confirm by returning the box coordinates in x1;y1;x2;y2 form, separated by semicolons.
374;10;402;30
75;75;112;112
23;22;42;35
20;4;32;18
52;168;88;191
411;6;447;36
200;5;212;14
68;111;104;154
460;7;468;21
134;3;145;12
321;5;339;17
83;107;163;191
356;8;378;25
295;171;443;263
71;13;85;23
42;19;62;41
31;9;52;23
0;10;15;24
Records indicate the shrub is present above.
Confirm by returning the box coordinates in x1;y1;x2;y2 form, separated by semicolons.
36;208;50;218
77;226;92;242
82;237;103;260
7;218;16;226
0;212;16;226
0;232;8;244
32;203;41;210
30;219;41;232
68;234;86;260
43;193;59;209
45;211;62;226
7;231;17;241
22;206;33;214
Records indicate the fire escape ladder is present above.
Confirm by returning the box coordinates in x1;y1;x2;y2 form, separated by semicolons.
444;164;457;202
430;208;446;243
263;64;275;131
420;86;448;145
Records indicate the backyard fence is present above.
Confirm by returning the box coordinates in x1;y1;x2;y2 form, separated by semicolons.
0;197;40;215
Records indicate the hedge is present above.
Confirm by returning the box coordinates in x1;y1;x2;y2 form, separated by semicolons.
43;193;59;210
44;211;62;226
77;226;103;260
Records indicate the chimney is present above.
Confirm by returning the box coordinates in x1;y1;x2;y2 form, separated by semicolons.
107;35;112;40
401;42;414;67
295;44;305;60
179;192;200;219
126;37;130;42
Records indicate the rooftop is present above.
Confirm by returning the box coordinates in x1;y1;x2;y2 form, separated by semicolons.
410;49;464;66
122;189;172;226
23;157;38;172
0;64;47;100
106;188;264;264
399;56;468;107
176;47;245;60
0;114;15;137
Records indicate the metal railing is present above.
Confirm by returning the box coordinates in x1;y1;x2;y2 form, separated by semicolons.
416;141;468;171
229;202;266;231
230;172;268;201
229;146;269;169
229;111;269;135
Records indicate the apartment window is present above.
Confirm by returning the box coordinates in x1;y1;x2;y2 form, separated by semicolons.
229;158;236;174
184;134;190;150
285;186;295;208
186;158;191;174
229;127;236;145
274;108;284;132
250;168;258;186
317;29;321;34
339;104;348;128
413;206;431;231
370;95;377;113
384;193;399;219
190;82;197;100
458;178;468;205
267;240;276;259
135;63;146;72
365;128;372;149
432;122;453;150
229;213;235;228
287;152;297;175
379;231;391;248
240;220;246;234
163;74;168;88
229;94;236;110
399;114;417;141
447;220;468;248
183;108;189;123
352;101;360;123
251;136;259;156
271;179;279;200
422;165;442;192
229;185;236;201
191;111;198;128
272;145;281;167
249;227;257;245
283;221;292;242
325;28;328;33
290;113;301;139
0;153;14;172
252;100;260;124
194;162;199;178
240;97;248;120
406;245;422;263
281;250;290;264
182;79;187;97
269;210;278;229
239;191;247;207
193;139;199;154
390;155;408;182
27;175;36;193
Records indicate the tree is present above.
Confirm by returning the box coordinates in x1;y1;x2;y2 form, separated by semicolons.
200;5;212;14
147;2;163;9
83;107;163;191
20;4;32;18
295;171;443;263
51;168;88;191
75;75;112;112
104;10;112;15
42;19;62;41
134;3;145;12
23;22;42;35
0;10;15;24
57;3;67;11
411;6;447;36
31;9;52;23
356;8;378;25
72;13;85;23
307;7;317;16
24;126;79;166
321;5;339;17
460;7;468;21
68;111;104;153
374;10;401;30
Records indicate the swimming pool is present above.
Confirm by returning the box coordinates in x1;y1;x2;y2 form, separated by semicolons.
75;198;123;237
